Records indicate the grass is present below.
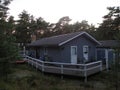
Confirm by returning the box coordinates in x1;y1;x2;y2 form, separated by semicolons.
0;63;120;90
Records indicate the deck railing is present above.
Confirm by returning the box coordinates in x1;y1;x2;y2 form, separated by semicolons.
25;55;102;82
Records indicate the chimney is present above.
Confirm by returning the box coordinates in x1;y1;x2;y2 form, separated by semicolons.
31;34;36;42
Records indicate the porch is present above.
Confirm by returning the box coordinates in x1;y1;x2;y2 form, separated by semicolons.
24;55;103;82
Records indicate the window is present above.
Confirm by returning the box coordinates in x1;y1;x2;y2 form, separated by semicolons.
83;45;89;61
83;45;88;53
74;47;77;55
44;48;48;55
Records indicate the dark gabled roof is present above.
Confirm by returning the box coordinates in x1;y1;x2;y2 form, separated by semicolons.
97;40;120;48
0;4;9;9
28;31;100;47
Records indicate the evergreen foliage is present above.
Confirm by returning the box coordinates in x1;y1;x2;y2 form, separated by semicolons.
0;0;19;78
96;7;120;40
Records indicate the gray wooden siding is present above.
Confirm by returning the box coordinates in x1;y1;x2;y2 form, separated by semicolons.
47;48;62;62
60;35;97;63
30;34;97;63
97;48;114;64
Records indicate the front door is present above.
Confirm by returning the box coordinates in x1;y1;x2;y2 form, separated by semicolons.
83;45;89;62
71;46;77;64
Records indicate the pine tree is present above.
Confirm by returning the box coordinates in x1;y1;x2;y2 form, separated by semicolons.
0;0;19;79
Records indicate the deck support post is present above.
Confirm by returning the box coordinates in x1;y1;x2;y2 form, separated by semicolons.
32;60;34;67
100;61;102;71
61;64;63;74
84;64;87;82
27;58;29;65
105;49;109;71
61;64;64;79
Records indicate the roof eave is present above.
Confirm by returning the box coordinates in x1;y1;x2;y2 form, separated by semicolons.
84;32;101;45
28;44;59;47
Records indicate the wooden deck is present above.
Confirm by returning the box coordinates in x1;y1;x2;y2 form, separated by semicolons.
25;56;103;82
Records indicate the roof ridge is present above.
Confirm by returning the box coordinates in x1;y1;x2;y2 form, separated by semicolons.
39;31;84;40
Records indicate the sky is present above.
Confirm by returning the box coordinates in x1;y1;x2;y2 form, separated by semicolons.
8;0;119;26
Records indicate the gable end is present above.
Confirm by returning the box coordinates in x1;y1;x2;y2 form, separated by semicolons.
58;32;101;46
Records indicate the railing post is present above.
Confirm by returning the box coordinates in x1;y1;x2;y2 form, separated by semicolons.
32;60;34;67
61;64;63;74
42;62;44;72
84;64;87;82
36;61;38;71
100;61;102;71
23;46;26;56
27;57;29;65
23;55;26;60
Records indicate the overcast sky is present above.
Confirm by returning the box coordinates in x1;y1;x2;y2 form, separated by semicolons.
8;0;119;26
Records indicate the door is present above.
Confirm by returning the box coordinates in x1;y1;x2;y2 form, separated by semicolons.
71;46;77;64
83;45;89;61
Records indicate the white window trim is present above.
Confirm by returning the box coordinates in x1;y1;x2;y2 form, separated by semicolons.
83;45;89;61
83;45;89;53
71;46;77;55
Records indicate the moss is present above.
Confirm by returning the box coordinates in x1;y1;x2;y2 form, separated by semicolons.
0;64;120;90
